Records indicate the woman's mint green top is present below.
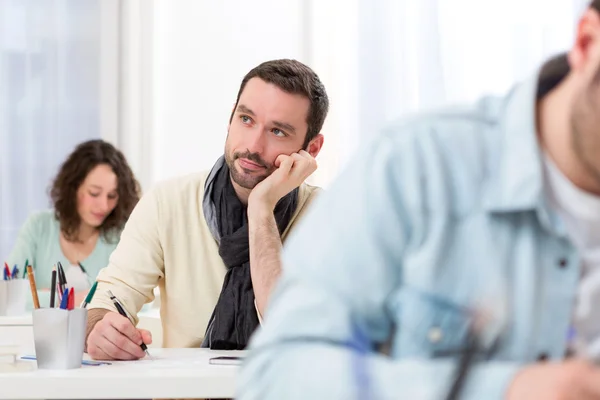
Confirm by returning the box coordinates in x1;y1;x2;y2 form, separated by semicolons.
6;210;122;309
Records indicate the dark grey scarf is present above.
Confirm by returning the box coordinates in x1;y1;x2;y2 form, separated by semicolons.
201;156;298;350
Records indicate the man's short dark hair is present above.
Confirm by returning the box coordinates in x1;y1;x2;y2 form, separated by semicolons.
230;59;329;148
592;1;600;12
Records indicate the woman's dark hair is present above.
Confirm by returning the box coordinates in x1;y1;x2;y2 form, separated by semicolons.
50;139;140;242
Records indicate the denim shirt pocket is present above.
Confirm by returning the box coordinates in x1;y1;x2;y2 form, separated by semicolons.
390;287;475;358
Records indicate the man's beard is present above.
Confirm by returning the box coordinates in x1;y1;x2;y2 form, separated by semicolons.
225;149;275;189
571;93;600;190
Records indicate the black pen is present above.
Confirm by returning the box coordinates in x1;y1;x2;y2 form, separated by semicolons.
107;290;152;360
56;261;67;294
445;325;479;400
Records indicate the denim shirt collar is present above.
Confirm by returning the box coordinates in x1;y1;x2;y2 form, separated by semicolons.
483;70;567;237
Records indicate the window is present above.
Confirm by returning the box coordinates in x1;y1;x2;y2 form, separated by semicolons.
0;0;118;259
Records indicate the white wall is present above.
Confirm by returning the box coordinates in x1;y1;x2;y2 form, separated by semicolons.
120;0;590;191
151;0;307;184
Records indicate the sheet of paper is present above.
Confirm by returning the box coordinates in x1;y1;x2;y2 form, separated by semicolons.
120;354;244;369
124;357;209;369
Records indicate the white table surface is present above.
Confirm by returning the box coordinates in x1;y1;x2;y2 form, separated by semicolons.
0;308;161;326
0;314;31;326
0;348;245;399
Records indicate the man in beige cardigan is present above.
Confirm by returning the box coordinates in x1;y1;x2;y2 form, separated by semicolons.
85;59;329;360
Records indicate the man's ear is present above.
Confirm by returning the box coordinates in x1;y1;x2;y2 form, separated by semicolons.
569;8;600;74
306;134;324;158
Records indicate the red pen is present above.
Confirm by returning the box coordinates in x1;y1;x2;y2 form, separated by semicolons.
67;287;75;310
3;263;10;280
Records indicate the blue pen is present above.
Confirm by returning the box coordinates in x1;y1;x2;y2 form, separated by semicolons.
59;288;69;309
11;265;18;279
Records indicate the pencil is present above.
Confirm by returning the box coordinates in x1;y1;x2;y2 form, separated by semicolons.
26;266;40;309
50;266;57;308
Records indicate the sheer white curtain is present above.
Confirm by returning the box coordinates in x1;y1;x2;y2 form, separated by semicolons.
0;0;118;259
307;0;590;187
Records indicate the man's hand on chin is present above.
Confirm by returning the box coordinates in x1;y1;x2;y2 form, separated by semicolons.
248;150;317;212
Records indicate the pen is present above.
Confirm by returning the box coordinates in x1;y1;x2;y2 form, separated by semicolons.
81;281;98;308
50;266;57;308
444;324;479;400
59;288;69;309
107;290;152;359
77;261;87;275
77;261;92;284
55;262;63;301
22;259;28;279
26;266;40;309
67;287;75;310
11;264;18;279
57;262;66;293
4;263;11;281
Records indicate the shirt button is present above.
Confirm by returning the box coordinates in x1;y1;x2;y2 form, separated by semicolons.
558;258;568;269
537;353;549;362
428;327;443;343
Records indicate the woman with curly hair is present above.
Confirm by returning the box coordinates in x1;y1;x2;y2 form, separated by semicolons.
6;139;140;307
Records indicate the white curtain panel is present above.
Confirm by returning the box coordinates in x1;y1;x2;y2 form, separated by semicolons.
0;0;112;259
307;0;589;187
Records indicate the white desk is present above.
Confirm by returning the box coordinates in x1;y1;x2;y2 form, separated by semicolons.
0;348;244;399
0;309;163;354
0;314;34;353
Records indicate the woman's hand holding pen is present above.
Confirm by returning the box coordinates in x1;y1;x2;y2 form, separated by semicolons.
87;312;152;360
506;359;600;400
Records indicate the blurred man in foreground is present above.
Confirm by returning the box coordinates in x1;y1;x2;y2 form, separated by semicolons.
239;2;600;399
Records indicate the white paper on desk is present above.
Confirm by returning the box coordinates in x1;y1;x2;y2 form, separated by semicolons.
125;358;206;369
122;353;244;369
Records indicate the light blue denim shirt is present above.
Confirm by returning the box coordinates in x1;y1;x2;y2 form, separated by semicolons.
238;74;580;400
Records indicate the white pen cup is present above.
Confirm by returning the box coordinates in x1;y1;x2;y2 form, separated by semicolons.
0;280;29;316
32;308;88;369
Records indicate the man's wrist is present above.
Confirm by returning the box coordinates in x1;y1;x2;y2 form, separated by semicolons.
248;194;276;216
248;201;275;222
84;308;111;352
